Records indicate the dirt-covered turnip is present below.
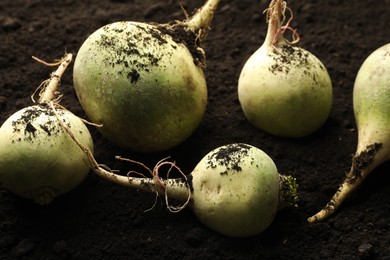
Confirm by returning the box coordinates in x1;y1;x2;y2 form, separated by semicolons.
73;0;220;152
308;43;390;223
238;0;332;137
70;141;298;237
0;54;94;204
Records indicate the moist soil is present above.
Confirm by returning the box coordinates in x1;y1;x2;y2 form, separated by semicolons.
1;0;389;259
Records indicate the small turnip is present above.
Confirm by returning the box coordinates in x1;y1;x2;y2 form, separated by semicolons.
73;0;220;152
0;54;94;204
308;43;390;223
238;0;332;137
72;141;298;237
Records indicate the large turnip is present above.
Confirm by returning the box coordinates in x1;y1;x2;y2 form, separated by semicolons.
73;0;220;152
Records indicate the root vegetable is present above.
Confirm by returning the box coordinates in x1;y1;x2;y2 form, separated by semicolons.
0;54;94;204
308;43;390;223
71;140;298;237
73;0;220;152
238;0;332;137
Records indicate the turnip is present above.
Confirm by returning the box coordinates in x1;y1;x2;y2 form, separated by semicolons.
70;139;298;237
308;43;390;223
73;0;220;152
238;0;332;137
0;54;94;204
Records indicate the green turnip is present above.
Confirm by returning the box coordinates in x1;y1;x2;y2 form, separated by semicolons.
0;54;94;204
238;0;332;137
308;43;390;223
73;0;220;152
71;141;298;237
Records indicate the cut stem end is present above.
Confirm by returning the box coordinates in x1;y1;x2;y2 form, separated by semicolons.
279;174;299;210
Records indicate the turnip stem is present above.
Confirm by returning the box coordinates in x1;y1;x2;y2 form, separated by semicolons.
265;0;284;46
37;53;73;104
264;0;299;48
308;143;384;223
185;0;220;39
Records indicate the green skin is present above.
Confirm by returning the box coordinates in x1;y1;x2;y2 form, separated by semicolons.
0;105;94;204
73;22;207;152
307;43;390;223
354;43;390;158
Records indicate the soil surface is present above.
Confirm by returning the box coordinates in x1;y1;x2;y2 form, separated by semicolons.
1;0;389;259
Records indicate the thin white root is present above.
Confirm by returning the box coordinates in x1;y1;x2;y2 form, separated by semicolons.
54;107;192;211
50;102;100;169
80;118;103;128
51;103;103;129
143;191;159;213
177;1;189;20
31;79;49;103
32;55;64;67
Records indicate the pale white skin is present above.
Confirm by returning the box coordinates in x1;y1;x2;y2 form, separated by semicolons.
190;144;280;237
0;105;94;204
238;0;332;138
238;44;332;137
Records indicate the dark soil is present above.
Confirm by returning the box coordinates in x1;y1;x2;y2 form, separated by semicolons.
1;0;389;259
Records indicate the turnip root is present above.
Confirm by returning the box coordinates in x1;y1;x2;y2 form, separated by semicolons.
0;54;94;204
308;43;390;223
70;140;298;237
238;0;332;137
73;0;220;152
